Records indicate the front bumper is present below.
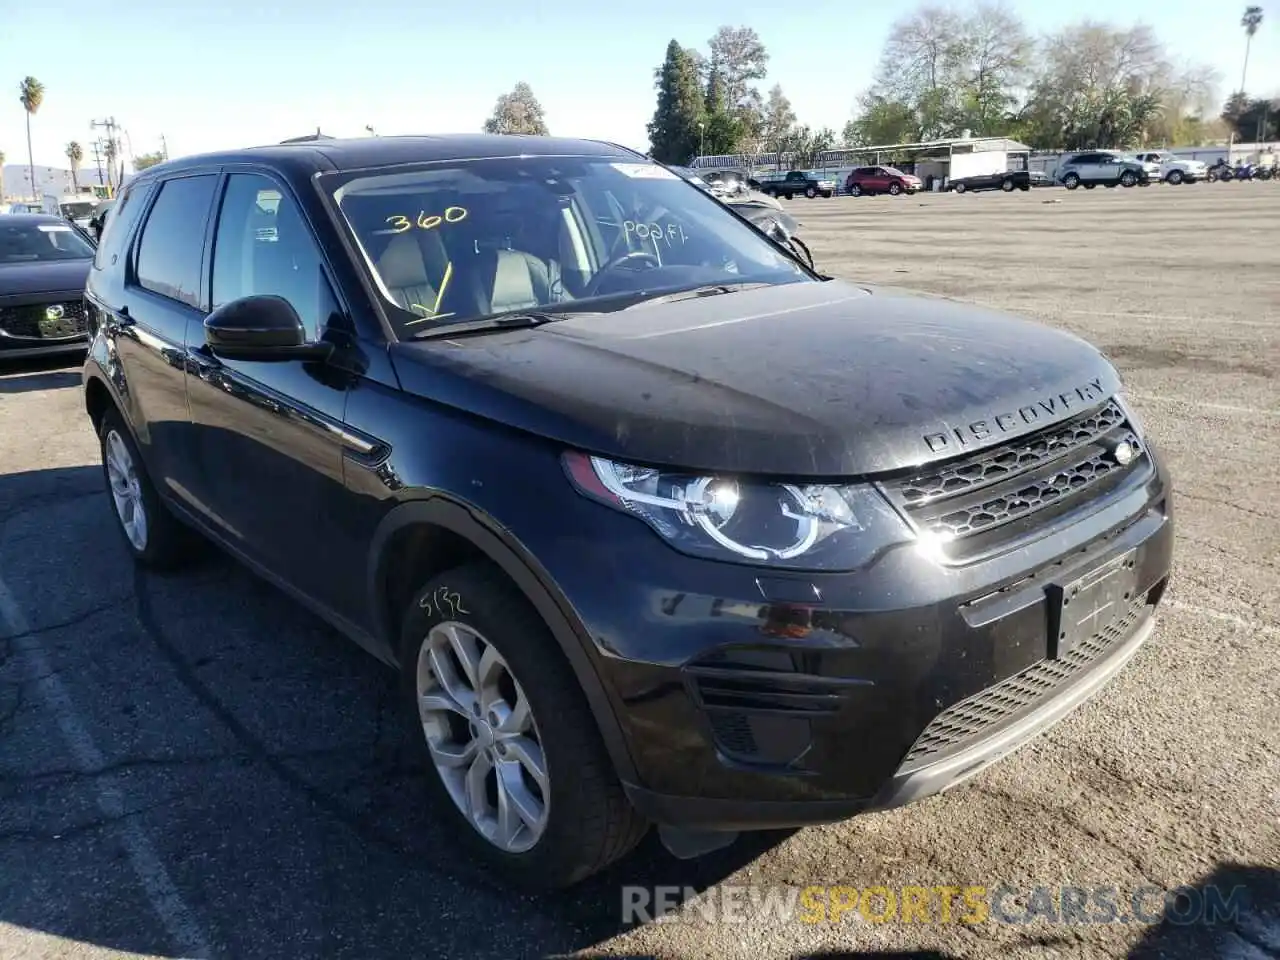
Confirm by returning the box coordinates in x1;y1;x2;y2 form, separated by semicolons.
535;441;1173;831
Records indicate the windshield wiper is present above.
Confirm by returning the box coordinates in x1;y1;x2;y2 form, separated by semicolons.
620;281;773;309
412;311;568;340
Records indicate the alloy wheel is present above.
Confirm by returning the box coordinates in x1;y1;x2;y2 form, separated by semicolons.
416;621;549;853
105;429;148;551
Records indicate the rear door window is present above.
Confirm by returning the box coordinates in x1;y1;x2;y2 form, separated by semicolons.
134;174;218;309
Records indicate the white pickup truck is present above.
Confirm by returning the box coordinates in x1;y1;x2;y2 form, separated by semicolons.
1133;151;1209;185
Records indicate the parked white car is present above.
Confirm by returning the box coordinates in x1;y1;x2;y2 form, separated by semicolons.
1134;151;1209;185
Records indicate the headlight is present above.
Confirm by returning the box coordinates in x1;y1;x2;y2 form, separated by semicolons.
563;452;913;570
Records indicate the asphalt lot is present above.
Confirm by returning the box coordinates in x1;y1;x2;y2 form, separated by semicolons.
1;182;1277;960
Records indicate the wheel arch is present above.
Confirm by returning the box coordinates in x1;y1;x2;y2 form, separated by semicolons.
84;372;115;433
366;495;639;783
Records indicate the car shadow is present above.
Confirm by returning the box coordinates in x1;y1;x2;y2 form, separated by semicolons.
0;356;83;394
1125;862;1280;959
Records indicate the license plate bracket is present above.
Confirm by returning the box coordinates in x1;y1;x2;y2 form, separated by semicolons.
1048;548;1139;659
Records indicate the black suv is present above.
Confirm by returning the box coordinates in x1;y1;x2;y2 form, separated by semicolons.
82;135;1173;890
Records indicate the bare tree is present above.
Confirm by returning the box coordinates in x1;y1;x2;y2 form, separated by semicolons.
952;3;1032;133
707;25;769;113
760;84;797;149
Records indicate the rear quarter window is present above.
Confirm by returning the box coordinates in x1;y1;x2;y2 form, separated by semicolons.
92;184;151;272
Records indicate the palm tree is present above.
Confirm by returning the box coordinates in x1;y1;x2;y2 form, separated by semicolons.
1241;6;1264;93
19;77;45;199
65;141;83;193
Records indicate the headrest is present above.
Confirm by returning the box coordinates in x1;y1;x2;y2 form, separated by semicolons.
377;234;430;289
490;250;539;313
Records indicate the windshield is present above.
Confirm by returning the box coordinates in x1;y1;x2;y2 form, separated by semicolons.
60;201;99;220
329;155;810;337
0;220;95;263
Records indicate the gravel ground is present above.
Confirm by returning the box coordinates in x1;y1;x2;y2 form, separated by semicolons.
1;181;1277;960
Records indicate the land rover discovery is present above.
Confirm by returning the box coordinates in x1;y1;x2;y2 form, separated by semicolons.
81;135;1173;890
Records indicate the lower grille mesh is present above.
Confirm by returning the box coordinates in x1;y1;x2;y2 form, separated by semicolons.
903;594;1149;766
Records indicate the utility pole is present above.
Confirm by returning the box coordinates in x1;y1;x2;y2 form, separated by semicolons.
90;139;105;187
90;116;122;196
160;134;169;160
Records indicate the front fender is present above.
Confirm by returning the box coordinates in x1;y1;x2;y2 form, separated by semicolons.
364;493;640;785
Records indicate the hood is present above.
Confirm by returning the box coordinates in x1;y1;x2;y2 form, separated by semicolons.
390;280;1121;477
0;258;92;298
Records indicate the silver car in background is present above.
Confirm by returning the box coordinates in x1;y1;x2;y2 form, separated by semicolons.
1057;151;1152;190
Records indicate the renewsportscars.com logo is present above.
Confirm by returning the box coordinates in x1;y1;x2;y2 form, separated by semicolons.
621;884;1247;926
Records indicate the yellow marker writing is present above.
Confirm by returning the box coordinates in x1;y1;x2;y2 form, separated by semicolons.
430;261;453;316
402;261;455;325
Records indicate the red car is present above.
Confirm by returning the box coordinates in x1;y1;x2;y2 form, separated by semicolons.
845;165;922;196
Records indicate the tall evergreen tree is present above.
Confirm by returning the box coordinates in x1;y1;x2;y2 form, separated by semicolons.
648;40;705;163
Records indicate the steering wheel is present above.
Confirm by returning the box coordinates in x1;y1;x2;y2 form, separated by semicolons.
583;250;662;297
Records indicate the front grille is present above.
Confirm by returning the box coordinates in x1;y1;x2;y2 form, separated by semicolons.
0;300;87;340
901;592;1150;768
883;399;1148;554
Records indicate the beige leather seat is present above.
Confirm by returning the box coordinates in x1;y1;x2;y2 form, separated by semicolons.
487;249;555;314
376;232;449;315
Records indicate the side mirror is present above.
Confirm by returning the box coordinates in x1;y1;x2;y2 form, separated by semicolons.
204;294;332;363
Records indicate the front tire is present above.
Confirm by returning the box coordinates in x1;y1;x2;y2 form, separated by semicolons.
888;182;902;195
399;562;648;889
849;183;862;196
805;186;817;199
98;408;196;568
1120;171;1138;187
954;181;967;194
1063;173;1080;190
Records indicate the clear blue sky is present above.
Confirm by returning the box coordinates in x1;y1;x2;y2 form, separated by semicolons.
2;0;1276;168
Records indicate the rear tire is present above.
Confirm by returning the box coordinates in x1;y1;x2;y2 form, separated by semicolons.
398;562;648;890
1167;170;1184;185
97;408;198;569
